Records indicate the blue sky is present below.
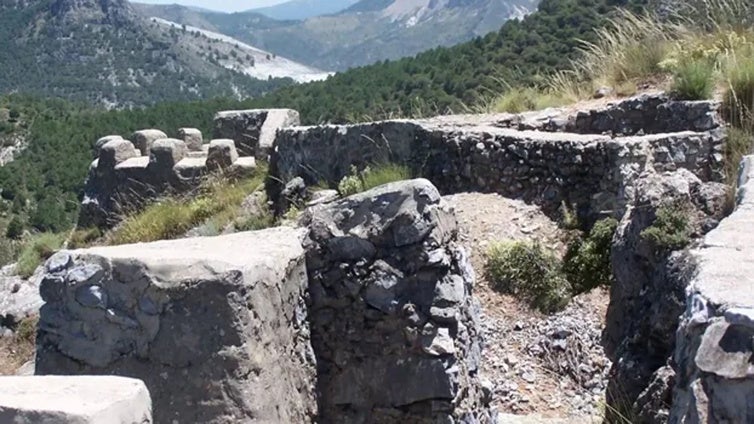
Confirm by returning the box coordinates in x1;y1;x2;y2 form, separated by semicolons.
136;0;288;13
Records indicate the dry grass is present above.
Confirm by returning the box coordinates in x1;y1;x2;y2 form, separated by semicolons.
106;166;268;245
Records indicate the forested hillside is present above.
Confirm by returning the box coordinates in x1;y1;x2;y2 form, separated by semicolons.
0;0;647;238
0;0;292;107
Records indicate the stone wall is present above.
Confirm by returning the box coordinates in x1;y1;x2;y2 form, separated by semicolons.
270;95;724;223
35;228;317;424
301;179;487;423
669;155;754;422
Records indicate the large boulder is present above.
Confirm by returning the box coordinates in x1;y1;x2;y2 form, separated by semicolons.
0;265;43;333
0;376;151;423
300;178;488;423
35;228;317;423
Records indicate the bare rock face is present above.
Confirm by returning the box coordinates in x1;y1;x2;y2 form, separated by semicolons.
35;228;317;424
300;178;487;423
0;376;151;423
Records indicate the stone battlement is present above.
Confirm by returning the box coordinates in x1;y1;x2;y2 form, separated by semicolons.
79;108;298;228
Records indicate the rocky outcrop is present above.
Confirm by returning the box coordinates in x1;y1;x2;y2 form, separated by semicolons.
269;94;724;224
0;376;152;423
0;264;43;335
300;178;487;423
35;228;317;423
604;169;729;421
669;155;754;422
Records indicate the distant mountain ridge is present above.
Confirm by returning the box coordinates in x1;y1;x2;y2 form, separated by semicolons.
0;0;326;106
137;0;540;70
249;0;359;20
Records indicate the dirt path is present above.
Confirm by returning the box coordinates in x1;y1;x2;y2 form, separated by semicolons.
444;193;611;422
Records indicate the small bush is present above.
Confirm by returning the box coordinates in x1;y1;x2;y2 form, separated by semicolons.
485;241;571;313
337;164;411;196
671;59;715;100
16;233;65;278
337;172;364;197
641;202;692;253
724;127;754;185
234;213;275;232
5;216;23;240
563;218;619;294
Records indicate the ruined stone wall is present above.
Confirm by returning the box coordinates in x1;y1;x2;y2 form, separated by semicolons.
79;108;297;228
669;155;754;423
270;95;724;222
301;179;487;423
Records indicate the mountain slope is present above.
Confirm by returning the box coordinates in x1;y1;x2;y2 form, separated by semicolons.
249;0;359;20
0;0;321;107
141;0;540;70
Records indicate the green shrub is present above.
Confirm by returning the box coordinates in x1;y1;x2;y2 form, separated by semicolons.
563;218;619;294
671;60;715;100
492;87;570;113
337;169;364;196
234;213;275;232
5;216;23;240
485;241;571;313
641;202;692;253
16;232;65;278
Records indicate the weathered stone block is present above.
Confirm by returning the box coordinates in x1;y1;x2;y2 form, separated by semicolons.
131;129;167;156
94;135;123;156
35;229;317;424
97;139;137;171
0;376;152;423
178;127;203;151
206;138;239;170
214;109;299;157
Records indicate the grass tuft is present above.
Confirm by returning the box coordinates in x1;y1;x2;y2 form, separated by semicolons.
485;241;571;313
107;168;268;245
16;233;65;278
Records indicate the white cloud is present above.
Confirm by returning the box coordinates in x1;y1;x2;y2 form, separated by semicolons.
135;0;289;13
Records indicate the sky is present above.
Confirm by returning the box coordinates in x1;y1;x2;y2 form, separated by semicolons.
136;0;288;13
